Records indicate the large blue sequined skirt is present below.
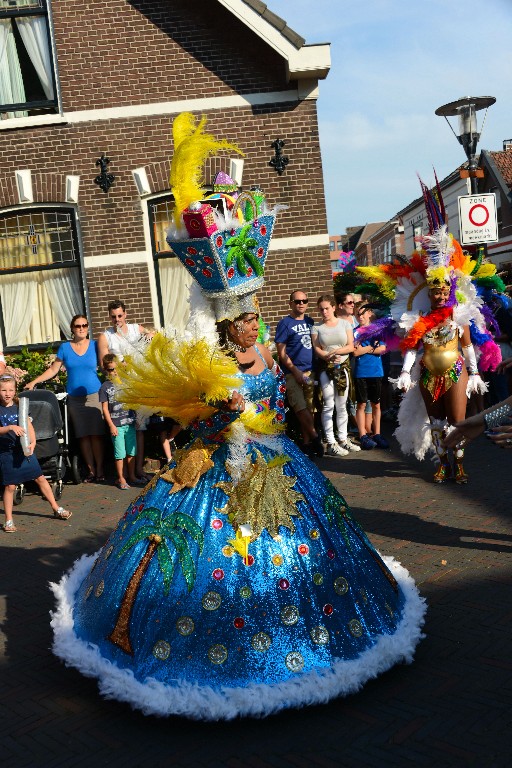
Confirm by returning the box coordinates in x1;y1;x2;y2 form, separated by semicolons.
51;436;425;719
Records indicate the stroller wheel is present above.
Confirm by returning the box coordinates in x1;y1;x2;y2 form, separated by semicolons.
13;485;25;506
52;480;63;501
71;455;83;485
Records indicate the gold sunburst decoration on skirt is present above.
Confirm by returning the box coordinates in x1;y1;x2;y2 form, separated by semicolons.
215;450;304;541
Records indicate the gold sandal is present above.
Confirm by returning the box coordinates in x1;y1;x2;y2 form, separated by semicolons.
3;519;17;532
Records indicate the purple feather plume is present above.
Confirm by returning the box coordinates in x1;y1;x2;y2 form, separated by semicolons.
479;303;500;336
446;275;457;308
354;317;400;350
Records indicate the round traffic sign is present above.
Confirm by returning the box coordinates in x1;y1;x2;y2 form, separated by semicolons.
468;204;490;227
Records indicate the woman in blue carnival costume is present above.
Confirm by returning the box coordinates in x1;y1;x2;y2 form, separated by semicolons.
50;114;425;720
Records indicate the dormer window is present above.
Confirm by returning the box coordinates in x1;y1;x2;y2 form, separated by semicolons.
0;0;57;120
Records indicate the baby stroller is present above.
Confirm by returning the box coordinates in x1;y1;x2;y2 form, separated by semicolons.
14;389;67;505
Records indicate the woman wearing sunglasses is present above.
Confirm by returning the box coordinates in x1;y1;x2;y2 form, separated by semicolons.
25;314;105;482
336;293;358;329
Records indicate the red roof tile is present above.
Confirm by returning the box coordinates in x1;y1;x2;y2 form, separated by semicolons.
489;150;512;189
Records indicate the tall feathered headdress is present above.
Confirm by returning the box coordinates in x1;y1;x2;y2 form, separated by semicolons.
355;173;503;365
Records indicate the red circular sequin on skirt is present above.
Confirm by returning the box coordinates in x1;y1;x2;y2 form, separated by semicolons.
185;258;195;267
227;267;235;279
257;247;264;258
279;578;290;590
216;235;223;247
211;519;223;530
244;555;255;567
204;256;214;265
327;549;335;559
260;225;267;236
233;617;245;629
298;544;309;556
202;268;212;277
323;603;334;616
212;568;224;580
246;267;253;276
186;246;198;255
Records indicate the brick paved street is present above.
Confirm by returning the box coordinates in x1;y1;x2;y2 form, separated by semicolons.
1;431;511;768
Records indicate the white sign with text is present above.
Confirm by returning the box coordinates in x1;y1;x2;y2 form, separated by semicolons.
458;193;498;245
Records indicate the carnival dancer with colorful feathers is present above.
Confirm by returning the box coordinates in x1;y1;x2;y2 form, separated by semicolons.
50;114;425;720
356;176;503;483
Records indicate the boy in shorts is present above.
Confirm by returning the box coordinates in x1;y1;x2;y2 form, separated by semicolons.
99;354;139;488
353;306;389;450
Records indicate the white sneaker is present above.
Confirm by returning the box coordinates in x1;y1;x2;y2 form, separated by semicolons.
339;437;361;452
326;442;349;457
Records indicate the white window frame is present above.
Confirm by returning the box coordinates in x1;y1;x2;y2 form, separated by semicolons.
0;0;61;129
0;204;86;350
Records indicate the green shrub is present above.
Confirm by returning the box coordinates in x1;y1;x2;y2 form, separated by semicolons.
4;346;67;390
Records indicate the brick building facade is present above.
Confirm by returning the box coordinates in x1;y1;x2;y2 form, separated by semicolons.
0;0;332;350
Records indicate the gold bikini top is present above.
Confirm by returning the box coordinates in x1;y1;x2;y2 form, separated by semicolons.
422;326;461;376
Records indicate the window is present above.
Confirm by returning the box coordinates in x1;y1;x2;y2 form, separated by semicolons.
0;207;85;348
148;196;193;332
336;240;343;250
0;0;57;120
329;241;335;251
413;224;423;247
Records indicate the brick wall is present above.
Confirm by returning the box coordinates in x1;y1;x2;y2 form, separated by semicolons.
52;0;285;111
86;264;154;336
262;246;334;333
0;0;331;347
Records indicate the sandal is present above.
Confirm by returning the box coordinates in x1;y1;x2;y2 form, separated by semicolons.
3;519;17;532
115;482;131;490
83;474;96;483
54;507;72;520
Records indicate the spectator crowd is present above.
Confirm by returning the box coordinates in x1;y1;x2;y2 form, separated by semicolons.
2;283;512;509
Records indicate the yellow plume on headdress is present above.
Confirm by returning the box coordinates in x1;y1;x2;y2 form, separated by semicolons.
170;112;244;225
426;266;451;287
357;266;396;301
116;334;240;426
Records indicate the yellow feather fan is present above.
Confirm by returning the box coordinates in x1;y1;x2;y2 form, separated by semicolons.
170;112;244;225
116;334;240;427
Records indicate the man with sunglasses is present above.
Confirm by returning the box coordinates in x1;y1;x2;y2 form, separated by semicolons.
275;290;324;457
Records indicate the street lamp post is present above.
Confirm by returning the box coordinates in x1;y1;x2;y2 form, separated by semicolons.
435;96;496;194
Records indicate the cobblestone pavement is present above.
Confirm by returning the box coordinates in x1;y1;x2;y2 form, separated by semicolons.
1;431;511;768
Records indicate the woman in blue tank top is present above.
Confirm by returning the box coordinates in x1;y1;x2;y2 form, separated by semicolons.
25;314;105;481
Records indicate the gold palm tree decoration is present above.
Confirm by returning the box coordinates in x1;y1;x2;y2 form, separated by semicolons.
109;507;204;654
215;450;304;542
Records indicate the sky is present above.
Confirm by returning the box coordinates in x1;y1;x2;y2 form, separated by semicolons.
267;0;512;236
